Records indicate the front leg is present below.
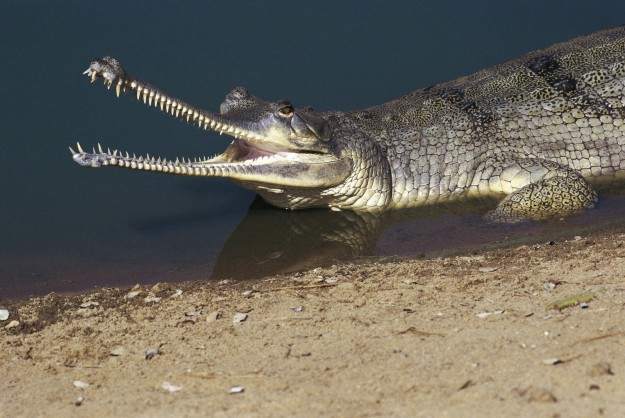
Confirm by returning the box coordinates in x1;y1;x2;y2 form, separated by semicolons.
483;159;598;223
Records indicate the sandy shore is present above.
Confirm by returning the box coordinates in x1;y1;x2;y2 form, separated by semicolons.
2;231;625;417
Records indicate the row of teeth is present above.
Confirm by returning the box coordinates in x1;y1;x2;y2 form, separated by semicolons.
84;69;262;142
70;142;283;173
69;142;224;174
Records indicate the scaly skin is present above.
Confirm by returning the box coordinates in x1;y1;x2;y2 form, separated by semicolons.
72;26;625;221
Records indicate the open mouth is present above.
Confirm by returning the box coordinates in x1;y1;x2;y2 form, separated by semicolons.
71;57;350;188
72;58;300;169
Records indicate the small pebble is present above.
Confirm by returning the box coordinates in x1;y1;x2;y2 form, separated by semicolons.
170;289;183;298
233;312;248;324
74;396;84;406
543;282;557;291
161;382;182;393
478;267;498;273
110;346;126;356
80;301;99;308
185;309;201;318
125;290;142;300
476;310;504;319
324;277;338;284
4;320;19;330
0;309;9;321
144;294;162;303
73;380;90;390
242;290;254;298
151;282;168;293
573;235;583;241
145;344;163;360
542;358;562;366
206;311;221;322
229;386;245;394
290;306;304;313
580;302;589;309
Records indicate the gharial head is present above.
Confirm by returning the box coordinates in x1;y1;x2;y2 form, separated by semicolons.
72;57;391;211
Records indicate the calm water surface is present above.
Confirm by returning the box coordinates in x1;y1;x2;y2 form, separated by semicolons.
3;1;625;298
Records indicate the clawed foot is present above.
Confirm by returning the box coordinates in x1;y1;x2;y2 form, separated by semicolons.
83;56;127;95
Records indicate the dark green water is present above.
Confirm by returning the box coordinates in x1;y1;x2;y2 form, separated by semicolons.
2;1;625;298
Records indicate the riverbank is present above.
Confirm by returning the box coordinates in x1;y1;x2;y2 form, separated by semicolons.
2;232;625;417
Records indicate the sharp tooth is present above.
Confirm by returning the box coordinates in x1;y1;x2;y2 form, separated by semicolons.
165;99;171;113
130;81;137;89
115;80;122;97
193;111;199;121
148;91;155;106
68;146;76;155
90;72;97;83
136;86;143;100
76;142;84;153
82;67;91;75
125;151;130;158
142;89;148;103
113;149;118;156
97;143;104;153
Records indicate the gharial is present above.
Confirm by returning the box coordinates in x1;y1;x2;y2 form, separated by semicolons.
72;26;625;222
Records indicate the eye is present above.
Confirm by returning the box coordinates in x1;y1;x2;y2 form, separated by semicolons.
278;104;294;117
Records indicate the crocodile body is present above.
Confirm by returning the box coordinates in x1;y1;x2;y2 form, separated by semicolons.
72;26;625;221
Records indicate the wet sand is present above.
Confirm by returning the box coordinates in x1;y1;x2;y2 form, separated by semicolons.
2;231;625;417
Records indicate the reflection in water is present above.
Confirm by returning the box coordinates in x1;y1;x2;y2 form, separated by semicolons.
211;185;625;281
211;198;384;279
